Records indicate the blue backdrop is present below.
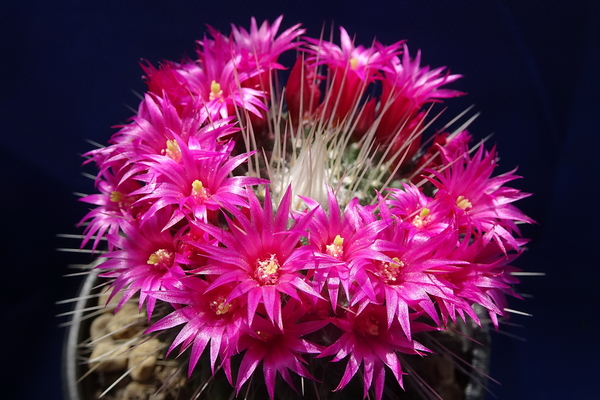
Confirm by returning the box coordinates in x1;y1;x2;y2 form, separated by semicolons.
1;1;598;399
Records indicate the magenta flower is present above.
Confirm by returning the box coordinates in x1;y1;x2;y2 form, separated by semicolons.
108;94;233;160
357;221;467;337
320;304;430;400
78;169;142;251
442;231;527;327
301;188;389;312
231;16;304;94
189;30;268;121
130;136;266;229
145;277;247;381
98;210;186;319
231;16;304;69
428;144;534;252
143;34;268;122
384;183;451;238
192;186;322;329
77;17;535;400
305;27;400;122
235;300;326;399
376;44;464;143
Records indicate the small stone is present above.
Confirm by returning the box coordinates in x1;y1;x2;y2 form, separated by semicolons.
107;303;146;340
98;289;123;314
90;313;113;342
121;381;157;400
156;364;187;390
89;341;130;373
128;339;162;383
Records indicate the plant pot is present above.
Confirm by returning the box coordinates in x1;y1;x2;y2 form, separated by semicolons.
63;266;491;400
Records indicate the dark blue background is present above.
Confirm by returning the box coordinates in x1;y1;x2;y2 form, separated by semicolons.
2;1;598;399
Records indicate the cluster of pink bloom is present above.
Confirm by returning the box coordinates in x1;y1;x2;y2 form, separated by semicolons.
80;17;532;400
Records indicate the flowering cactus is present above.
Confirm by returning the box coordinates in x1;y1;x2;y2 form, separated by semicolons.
79;16;533;400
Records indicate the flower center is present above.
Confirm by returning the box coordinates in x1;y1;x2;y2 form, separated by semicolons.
349;57;358;70
326;235;344;258
412;208;430;228
356;315;380;336
164;139;182;162
209;80;223;100
209;295;232;316
378;257;404;284
110;191;125;203
191;180;210;201
109;191;134;210
147;249;174;267
255;254;280;285
257;331;274;341
456;195;472;210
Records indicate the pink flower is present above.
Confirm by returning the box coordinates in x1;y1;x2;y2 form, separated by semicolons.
376;44;464;159
130;136;266;229
232;16;304;68
357;221;467;337
143;28;269;122
98;210;186;319
443;231;527;327
301;188;389;312
285;55;321;124
319;304;430;400
384;183;451;238
145;277;246;380
192;186;322;329
235;300;326;399
305;27;401;122
231;16;305;93
190;30;268;121
428;144;534;252
83;95;238;188
78;169;142;251
109;94;232;159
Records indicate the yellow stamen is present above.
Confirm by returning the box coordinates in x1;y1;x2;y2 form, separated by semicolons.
255;254;280;285
412;208;431;228
164;139;181;161
349;57;358;70
456;195;473;210
210;297;232;315
264;259;278;275
326;235;344;258
209;80;223;100
147;249;173;266
192;180;203;193
379;257;405;284
191;180;209;200
110;191;125;203
333;235;344;247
